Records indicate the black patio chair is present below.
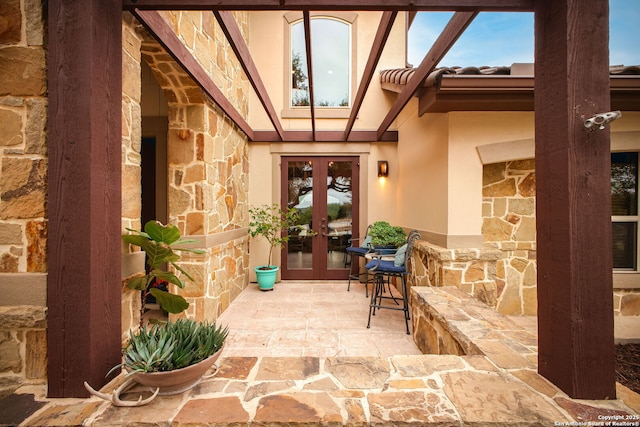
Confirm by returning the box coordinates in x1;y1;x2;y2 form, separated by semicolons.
365;230;421;335
346;224;374;296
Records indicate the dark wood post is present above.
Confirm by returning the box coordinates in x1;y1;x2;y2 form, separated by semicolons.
47;0;123;397
535;0;616;399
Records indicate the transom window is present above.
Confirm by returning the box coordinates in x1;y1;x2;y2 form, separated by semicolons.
612;152;639;270
290;16;351;109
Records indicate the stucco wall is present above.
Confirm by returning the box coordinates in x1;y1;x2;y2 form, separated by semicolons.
246;11;409;273
395;102;449;238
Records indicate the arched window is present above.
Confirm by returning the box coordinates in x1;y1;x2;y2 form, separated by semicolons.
285;13;356;116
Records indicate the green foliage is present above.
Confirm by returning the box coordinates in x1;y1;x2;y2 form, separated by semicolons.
110;318;228;375
248;204;301;268
369;221;407;247
122;221;205;315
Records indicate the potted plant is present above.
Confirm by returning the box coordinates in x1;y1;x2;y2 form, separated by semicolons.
369;221;406;253
85;318;228;406
248;203;300;290
122;220;205;320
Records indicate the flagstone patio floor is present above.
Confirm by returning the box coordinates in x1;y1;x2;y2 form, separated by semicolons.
2;281;639;426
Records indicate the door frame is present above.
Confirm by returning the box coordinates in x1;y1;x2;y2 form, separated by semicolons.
281;156;360;280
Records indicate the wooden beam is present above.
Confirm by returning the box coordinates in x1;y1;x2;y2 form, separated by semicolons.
252;130;398;142
376;11;477;139
213;11;285;140
47;0;122;397
344;11;397;140
123;0;534;12
132;9;255;140
535;0;616;399
303;11;316;139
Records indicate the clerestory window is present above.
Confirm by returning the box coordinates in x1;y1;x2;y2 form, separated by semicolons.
284;12;356;118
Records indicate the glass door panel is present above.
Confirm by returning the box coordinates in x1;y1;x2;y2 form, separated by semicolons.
286;160;314;271
326;161;353;271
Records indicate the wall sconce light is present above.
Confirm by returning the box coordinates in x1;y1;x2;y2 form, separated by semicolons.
378;160;389;178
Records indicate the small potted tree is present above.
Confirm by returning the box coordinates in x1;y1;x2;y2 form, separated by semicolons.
248;203;300;290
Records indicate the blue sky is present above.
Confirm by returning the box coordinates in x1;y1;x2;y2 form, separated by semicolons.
407;0;640;68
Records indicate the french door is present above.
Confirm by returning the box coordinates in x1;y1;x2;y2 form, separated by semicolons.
281;157;360;280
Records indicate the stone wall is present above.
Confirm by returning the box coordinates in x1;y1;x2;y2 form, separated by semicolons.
122;11;251;327
411;241;502;308
482;160;537;315
0;0;48;397
481;159;640;316
0;307;47;399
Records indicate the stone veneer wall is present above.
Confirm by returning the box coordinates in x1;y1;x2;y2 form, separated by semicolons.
0;0;48;397
410;160;539;316
481;160;538;315
122;11;251;329
412;159;640;317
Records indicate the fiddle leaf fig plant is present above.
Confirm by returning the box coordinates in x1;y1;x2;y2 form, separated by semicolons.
122;220;205;315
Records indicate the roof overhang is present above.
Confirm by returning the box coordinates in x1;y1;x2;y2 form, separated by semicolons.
381;72;640;114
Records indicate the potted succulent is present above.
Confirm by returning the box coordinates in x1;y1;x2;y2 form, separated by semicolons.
85;318;228;406
122;220;205;320
369;221;406;253
248;203;301;290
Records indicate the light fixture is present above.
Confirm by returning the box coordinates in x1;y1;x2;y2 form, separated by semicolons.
378;160;389;178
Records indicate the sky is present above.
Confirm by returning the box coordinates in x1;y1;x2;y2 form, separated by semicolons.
407;0;640;68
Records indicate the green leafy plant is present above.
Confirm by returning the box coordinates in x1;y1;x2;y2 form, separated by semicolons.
122;220;205;315
109;318;228;375
248;204;301;268
369;221;407;247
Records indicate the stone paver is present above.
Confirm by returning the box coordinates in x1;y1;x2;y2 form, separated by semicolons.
4;281;639;426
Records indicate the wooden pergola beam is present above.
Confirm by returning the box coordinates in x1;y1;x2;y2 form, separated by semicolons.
344;11;397;140
123;0;534;12
132;9;255;140
377;11;477;139
214;11;286;140
303;11;316;139
534;0;616;399
253;130;398;142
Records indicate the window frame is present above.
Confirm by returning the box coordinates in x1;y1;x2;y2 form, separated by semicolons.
282;11;358;119
612;150;640;272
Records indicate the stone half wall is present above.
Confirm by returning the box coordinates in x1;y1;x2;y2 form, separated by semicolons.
411;241;502;309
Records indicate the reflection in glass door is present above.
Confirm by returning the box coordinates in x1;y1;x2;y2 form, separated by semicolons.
282;157;359;280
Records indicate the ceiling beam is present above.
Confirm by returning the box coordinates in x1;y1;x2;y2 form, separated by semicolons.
213;11;285;140
303;11;316;139
132;9;255;139
123;0;534;12
376;11;477;139
253;130;398;142
344;10;397;140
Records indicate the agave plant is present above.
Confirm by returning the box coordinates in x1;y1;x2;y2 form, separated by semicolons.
110;318;229;376
122;220;205;315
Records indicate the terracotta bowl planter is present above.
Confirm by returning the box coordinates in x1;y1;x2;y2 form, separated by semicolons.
129;346;224;395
